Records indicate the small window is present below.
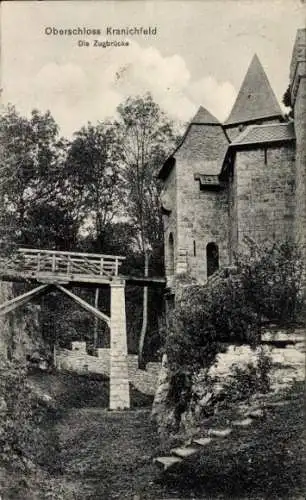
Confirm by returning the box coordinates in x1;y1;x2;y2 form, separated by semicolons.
193;240;196;257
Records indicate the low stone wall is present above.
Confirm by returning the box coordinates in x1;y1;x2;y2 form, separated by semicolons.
208;328;305;393
54;342;160;395
152;328;305;433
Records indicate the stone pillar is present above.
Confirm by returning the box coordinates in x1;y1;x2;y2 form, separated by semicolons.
109;279;130;409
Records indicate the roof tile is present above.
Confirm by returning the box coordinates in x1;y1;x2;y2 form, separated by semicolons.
231;122;295;146
191;106;221;125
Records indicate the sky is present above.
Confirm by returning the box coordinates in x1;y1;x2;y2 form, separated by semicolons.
1;0;305;138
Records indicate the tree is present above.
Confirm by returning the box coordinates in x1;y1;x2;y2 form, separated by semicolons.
115;93;180;367
282;85;294;119
116;93;180;254
0;105;72;251
65;122;123;249
64;123;125;348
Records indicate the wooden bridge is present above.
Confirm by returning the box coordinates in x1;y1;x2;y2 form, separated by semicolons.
0;248;165;286
0;247;165;410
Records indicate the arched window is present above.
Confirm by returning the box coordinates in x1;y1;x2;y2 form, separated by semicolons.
168;232;174;275
206;242;219;277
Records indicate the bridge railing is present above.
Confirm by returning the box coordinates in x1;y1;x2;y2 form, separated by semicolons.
1;248;125;279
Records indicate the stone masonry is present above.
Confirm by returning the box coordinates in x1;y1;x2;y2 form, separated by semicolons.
55;344;160;396
159;29;306;295
290;29;306;280
109;280;130;409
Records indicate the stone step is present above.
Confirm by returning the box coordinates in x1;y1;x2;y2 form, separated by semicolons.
154;456;183;470
208;428;232;438
232;418;253;427
248;408;265;418
171;446;199;458
193;437;212;447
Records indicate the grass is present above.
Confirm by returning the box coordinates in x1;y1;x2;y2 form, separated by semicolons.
28;368;154;410
155;381;305;499
1;372;304;499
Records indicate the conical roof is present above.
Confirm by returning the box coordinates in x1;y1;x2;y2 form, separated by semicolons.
225;55;283;126
191;105;221;125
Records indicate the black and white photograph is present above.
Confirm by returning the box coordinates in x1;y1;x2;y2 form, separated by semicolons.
0;0;305;498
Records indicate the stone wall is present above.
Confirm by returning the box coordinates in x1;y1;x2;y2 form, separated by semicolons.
0;281;44;362
152;328;305;433
228;162;238;263
290;29;306;283
235;145;296;248
162;164;177;283
208;329;305;394
55;342;160;395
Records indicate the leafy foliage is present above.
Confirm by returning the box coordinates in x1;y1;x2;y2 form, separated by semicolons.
0;105;72;251
0;356;53;469
116;93;180;254
282;84;294;118
236;240;303;325
219;348;272;405
164;241;303;423
65;122;123;244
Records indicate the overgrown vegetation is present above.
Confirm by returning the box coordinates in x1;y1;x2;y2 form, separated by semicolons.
0;94;181;360
0;355;63;498
157;382;305;500
163;241;303;428
218;348;272;406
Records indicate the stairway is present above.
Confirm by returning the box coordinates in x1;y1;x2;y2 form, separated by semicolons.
154;408;265;471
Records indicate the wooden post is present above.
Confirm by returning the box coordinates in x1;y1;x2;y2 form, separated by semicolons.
110;279;130;409
138;250;149;369
93;287;99;348
67;255;71;275
51;253;56;272
0;284;50;316
37;252;41;273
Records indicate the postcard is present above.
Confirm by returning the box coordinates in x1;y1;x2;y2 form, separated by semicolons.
0;1;305;499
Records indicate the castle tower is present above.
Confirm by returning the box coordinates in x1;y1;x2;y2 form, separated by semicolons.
224;54;283;140
290;29;306;285
159;106;229;287
220;54;296;258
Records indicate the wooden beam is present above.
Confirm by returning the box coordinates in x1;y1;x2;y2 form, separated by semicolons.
0;284;50;316
18;248;125;260
55;285;110;326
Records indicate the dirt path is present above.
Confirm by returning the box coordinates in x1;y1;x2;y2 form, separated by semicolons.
52;407;167;500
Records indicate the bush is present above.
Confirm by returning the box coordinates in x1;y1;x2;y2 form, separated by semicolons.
0;356;52;469
218;348;272;405
236;241;303;325
163;241;303;429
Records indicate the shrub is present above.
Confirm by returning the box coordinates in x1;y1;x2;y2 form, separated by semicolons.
236;241;303;325
163;241;303;429
218;348;273;405
0;355;52;469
